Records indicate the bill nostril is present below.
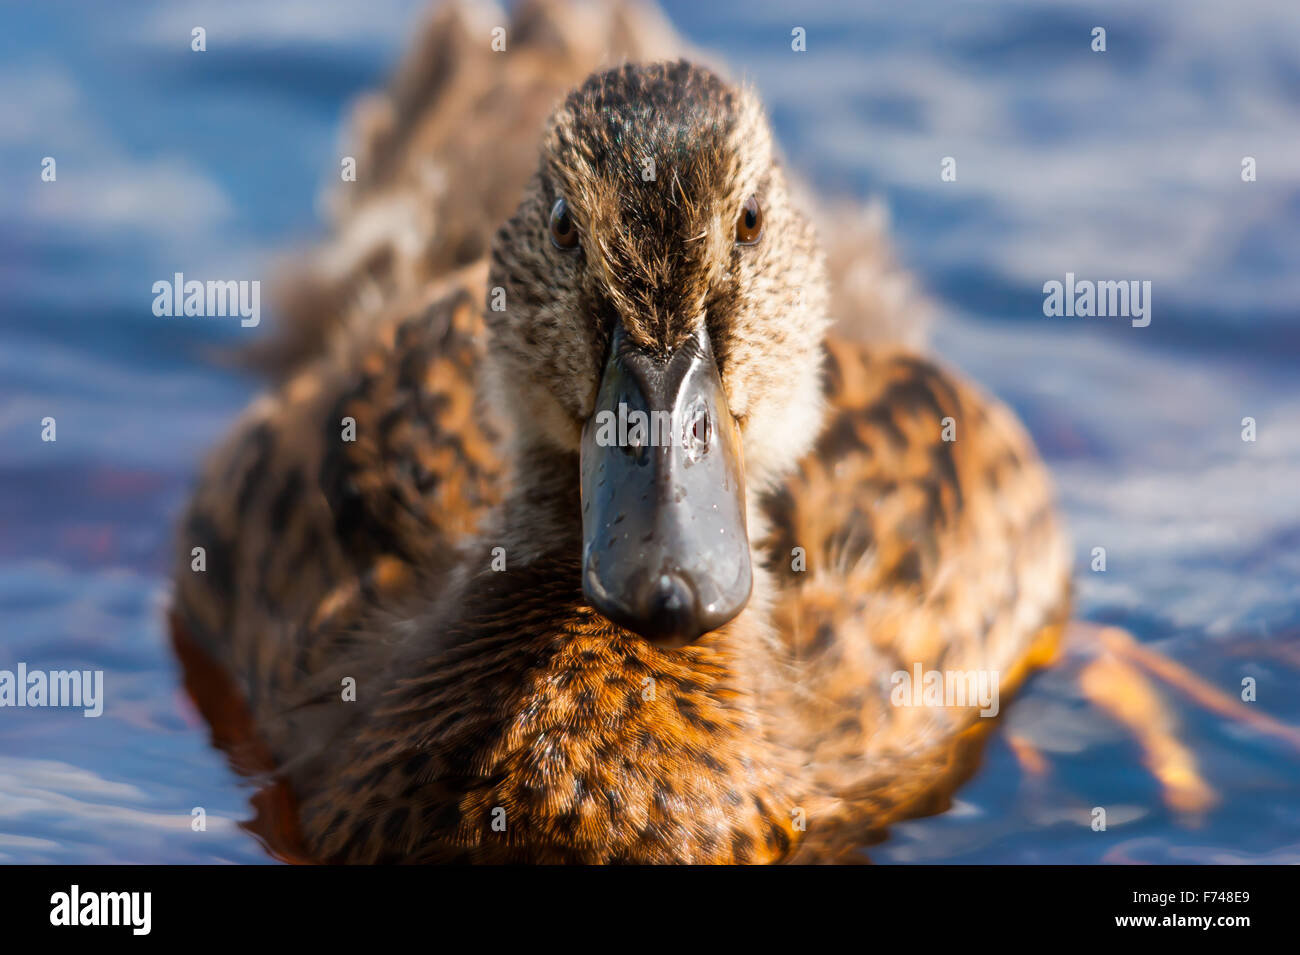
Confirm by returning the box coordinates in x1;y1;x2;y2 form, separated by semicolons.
682;400;711;462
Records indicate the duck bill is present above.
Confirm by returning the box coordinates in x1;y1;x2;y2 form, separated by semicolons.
580;325;752;647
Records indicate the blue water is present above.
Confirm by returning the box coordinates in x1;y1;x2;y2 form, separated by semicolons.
1;0;1297;863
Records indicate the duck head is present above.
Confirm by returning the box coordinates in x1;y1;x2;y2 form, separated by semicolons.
486;60;829;647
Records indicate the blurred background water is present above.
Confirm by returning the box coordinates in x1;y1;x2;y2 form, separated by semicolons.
1;0;1297;863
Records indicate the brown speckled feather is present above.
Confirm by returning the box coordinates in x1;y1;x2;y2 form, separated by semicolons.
762;339;1070;857
300;555;799;864
175;268;505;752
174;289;1067;861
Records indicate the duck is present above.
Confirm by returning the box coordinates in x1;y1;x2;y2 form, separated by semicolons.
171;58;1071;863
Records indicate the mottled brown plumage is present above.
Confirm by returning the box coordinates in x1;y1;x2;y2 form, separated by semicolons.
172;55;1069;863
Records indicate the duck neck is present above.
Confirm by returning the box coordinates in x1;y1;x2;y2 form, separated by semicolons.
487;432;790;717
494;436;583;565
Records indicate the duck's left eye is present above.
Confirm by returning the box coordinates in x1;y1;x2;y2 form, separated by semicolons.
735;195;763;245
549;198;580;250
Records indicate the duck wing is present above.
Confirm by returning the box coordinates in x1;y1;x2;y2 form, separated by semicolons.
174;270;504;757
760;337;1072;856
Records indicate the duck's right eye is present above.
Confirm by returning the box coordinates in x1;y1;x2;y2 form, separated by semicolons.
735;195;763;245
549;198;580;250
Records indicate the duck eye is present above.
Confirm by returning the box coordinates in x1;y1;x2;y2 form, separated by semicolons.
735;195;763;245
549;197;580;250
